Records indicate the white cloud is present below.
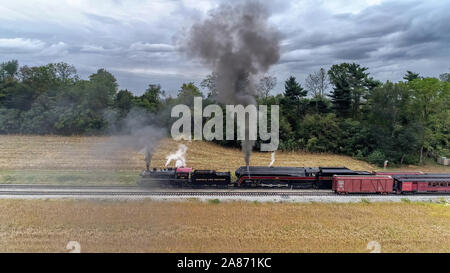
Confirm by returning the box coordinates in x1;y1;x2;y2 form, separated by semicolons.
41;41;69;56
79;44;123;54
0;38;45;53
129;42;176;52
0;38;68;56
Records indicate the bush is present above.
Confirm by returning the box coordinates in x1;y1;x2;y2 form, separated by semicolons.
402;153;420;165
367;150;386;166
355;150;365;161
306;137;319;151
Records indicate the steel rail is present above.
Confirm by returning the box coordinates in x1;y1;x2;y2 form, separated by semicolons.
0;189;448;197
0;190;334;196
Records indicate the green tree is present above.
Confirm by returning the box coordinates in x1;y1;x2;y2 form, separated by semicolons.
135;84;164;112
365;81;420;164
409;78;450;164
115;89;134;116
1;82;36;111
177;82;203;106
403;70;420;82
20;94;58;134
297;113;341;153
0;60;19;81
87;69;118;110
338;118;371;156
439;69;450;82
284;76;307;99
328;63;375;118
281;76;307;131
19;64;57;94
305;95;331;115
328;64;352;118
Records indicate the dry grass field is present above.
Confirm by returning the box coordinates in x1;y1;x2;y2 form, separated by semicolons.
0;135;447;185
0;199;449;253
0;134;370;184
0;135;376;171
0;135;450;175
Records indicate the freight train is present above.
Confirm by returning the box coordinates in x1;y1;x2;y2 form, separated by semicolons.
138;166;450;194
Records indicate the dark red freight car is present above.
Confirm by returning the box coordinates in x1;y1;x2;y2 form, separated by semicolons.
332;175;394;194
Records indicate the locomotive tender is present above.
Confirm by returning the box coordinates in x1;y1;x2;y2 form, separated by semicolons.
139;165;450;194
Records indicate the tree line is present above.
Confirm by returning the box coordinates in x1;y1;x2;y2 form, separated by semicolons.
0;60;449;166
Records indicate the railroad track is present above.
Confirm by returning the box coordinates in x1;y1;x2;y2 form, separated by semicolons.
0;190;334;196
0;185;448;197
0;184;333;196
0;184;139;190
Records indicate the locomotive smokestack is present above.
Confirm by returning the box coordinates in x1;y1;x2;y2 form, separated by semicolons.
142;145;152;171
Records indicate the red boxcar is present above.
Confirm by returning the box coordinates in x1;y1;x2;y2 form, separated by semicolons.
332;175;394;194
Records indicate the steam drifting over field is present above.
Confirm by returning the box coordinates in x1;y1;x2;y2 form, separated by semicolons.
103;107;168;170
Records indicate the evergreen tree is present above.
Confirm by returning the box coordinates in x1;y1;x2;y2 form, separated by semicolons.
328;63;373;118
403;70;420;82
284;76;307;100
281;76;307;131
328;65;352;117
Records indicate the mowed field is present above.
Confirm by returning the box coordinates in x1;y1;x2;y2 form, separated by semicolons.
1;199;449;252
0;135;447;185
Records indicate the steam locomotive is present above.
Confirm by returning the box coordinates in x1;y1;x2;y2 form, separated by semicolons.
138;165;450;194
139;167;230;188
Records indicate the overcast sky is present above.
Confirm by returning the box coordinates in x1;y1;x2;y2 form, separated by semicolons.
1;0;449;96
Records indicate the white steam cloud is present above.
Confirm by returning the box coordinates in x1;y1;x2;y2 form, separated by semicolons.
165;144;188;168
269;151;276;167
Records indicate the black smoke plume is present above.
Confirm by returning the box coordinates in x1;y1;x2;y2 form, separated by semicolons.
184;1;280;165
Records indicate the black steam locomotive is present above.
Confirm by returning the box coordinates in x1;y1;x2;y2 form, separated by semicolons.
138;167;230;188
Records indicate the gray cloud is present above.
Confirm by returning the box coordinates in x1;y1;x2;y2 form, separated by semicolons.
84;12;121;25
0;0;449;95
